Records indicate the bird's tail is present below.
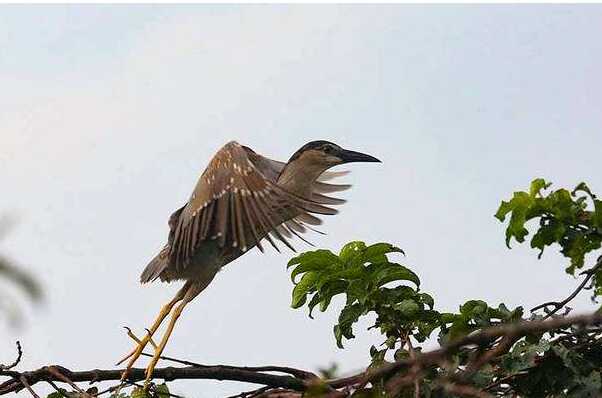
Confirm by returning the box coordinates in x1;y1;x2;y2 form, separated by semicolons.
140;246;170;283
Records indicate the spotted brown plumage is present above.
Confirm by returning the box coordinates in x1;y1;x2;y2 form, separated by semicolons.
119;140;381;389
141;141;351;283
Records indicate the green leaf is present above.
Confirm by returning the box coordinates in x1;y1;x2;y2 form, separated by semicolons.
345;279;369;305
530;220;566;258
154;384;170;398
594;199;602;228
495;200;514;222
287;249;340;269
131;387;150;398
339;241;367;265
504;191;532;247
395;299;420;318
572;182;596;200
307;293;322;319
373;263;420;287
530;178;551;197
46;392;66;398
333;324;344;349
460;300;489;317
363;242;405;263
418;293;435;309
289;251;340;283
335;303;364;348
318;280;348;313
291;272;319;308
447;315;471;340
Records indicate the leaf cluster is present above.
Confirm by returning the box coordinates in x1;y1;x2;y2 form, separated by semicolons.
495;179;602;276
288;242;524;365
46;383;170;398
286;179;602;397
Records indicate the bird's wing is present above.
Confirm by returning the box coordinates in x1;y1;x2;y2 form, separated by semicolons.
169;142;338;267
241;145;285;182
240;146;351;241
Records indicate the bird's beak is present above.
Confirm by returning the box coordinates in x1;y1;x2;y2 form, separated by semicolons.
339;149;381;163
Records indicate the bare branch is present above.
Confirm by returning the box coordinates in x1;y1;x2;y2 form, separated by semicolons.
0;364;307;395
18;375;40;398
46;366;93;398
0;341;22;371
531;256;602;319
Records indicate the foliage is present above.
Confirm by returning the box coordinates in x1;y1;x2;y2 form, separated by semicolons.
495;179;602;276
45;383;170;398
285;179;602;397
288;242;523;359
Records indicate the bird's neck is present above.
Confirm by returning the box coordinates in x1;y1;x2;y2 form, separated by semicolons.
277;160;329;198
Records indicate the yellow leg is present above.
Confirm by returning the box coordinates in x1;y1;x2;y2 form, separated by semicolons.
143;298;190;390
117;283;190;380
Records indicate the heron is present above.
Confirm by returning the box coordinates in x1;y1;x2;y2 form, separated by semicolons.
117;140;380;387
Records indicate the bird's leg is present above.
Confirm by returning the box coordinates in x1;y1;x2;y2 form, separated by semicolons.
117;282;191;380
142;280;207;391
116;297;180;367
143;297;191;390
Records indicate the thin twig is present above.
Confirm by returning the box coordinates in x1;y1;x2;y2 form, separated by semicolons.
140;352;204;367
405;334;420;398
19;376;40;398
225;385;272;398
531;258;602;320
46;380;69;398
439;380;494;398
127;381;186;398
483;371;528;392
47;366;94;398
92;383;123;397
464;333;520;376
0;341;22;371
139;353;318;380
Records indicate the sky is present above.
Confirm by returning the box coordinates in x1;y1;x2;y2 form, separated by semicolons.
2;4;602;397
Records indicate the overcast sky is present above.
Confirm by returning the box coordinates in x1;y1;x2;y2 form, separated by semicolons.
2;4;602;397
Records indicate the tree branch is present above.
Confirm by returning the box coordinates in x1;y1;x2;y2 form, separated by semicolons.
354;312;602;385
0;341;22;371
0;365;307;395
531;256;602;319
3;312;601;397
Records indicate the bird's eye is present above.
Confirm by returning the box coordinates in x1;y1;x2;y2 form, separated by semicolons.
324;144;336;154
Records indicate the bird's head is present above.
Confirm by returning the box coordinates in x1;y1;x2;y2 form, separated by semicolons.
288;140;381;167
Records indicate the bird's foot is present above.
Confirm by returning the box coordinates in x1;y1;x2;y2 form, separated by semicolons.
124;326;158;349
117;327;157;382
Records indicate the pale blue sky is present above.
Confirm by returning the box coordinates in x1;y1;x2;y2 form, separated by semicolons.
2;5;602;397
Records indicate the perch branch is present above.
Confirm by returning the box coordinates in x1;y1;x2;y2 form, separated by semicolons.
2;312;601;397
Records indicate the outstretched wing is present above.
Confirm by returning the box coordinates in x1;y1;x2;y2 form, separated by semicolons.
240;145;351;243
169;141;338;269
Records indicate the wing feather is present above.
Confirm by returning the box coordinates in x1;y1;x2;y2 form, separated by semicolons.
239;192;264;252
313;181;352;194
233;191;246;251
167;141;347;268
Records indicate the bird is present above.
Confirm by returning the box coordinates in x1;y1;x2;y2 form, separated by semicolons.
117;140;380;387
